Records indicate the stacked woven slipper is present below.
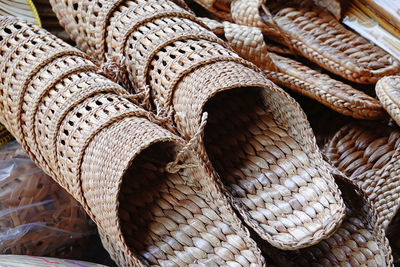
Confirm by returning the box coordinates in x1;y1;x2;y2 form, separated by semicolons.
200;18;385;120
196;0;400;122
0;17;267;266
50;0;347;253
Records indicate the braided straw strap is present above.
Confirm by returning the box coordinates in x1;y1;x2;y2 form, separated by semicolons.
262;177;393;266
201;19;384;120
230;0;284;44
0;17;265;267
323;123;400;230
269;5;400;84
265;53;384;120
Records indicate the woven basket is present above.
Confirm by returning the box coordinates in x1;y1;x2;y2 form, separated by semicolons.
0;17;265;266
201;18;385;120
0;255;106;267
50;0;346;250
0;141;93;258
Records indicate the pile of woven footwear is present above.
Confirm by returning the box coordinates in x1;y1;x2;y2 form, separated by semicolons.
1;0;400;266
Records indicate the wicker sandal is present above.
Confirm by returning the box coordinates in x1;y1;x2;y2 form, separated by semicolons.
261;176;393;266
50;0;346;250
265;3;400;84
201;19;384;120
230;0;400;84
0;17;265;266
324;123;400;230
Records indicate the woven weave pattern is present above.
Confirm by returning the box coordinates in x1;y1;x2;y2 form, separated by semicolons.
0;17;264;266
261;178;392;266
268;5;400;84
201;18;384;120
324;124;400;230
51;0;346;250
376;76;400;127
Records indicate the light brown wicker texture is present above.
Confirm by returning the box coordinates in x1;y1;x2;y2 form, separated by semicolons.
0;17;264;266
50;0;346;250
261;177;393;266
230;0;285;45
264;4;400;84
324;123;400;231
376;76;400;127
201;19;384;120
313;0;341;20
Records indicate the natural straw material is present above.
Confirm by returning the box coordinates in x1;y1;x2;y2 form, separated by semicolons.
0;17;264;266
263;3;400;84
265;52;384;120
230;0;284;44
324;123;400;230
51;0;346;250
376;76;400;126
201;19;384;120
261;177;393;266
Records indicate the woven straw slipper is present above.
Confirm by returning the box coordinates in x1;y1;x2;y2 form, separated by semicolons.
201;19;385;120
50;0;346;250
323;123;400;231
230;0;400;84
261;176;393;266
0;17;265;266
264;2;400;84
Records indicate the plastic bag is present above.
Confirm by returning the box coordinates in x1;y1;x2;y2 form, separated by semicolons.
0;255;107;267
0;141;95;258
